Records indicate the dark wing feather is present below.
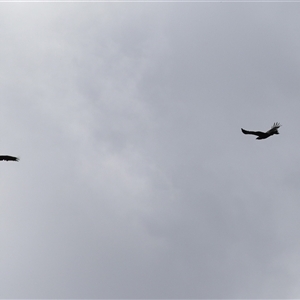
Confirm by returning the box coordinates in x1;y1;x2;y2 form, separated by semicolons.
267;122;281;134
241;128;265;137
272;122;281;129
0;155;19;161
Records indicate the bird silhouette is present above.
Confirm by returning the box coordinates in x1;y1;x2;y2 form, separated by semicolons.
0;155;19;161
241;122;281;140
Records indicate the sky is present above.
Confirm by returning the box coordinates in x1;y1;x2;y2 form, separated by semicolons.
1;2;300;298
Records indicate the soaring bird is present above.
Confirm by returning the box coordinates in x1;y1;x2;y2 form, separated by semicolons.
0;155;19;161
241;122;281;140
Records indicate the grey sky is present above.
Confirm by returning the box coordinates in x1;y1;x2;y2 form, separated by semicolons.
1;2;300;298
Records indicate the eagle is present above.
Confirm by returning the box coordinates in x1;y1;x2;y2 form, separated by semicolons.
241;122;281;140
0;155;19;161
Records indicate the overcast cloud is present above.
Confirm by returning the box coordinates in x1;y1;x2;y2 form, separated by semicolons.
1;2;300;298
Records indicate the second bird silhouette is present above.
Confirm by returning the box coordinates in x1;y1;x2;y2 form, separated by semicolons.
241;122;281;140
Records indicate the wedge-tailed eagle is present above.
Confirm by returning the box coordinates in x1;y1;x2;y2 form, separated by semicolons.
0;155;19;161
241;122;281;140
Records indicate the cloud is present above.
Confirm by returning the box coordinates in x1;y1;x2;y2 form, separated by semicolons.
1;3;300;298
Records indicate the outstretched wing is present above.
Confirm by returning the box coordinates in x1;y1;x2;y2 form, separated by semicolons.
267;122;281;134
0;155;19;161
241;128;265;137
271;122;281;130
272;122;281;128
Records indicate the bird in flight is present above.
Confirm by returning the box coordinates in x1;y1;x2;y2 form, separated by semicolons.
241;122;281;140
0;155;19;161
